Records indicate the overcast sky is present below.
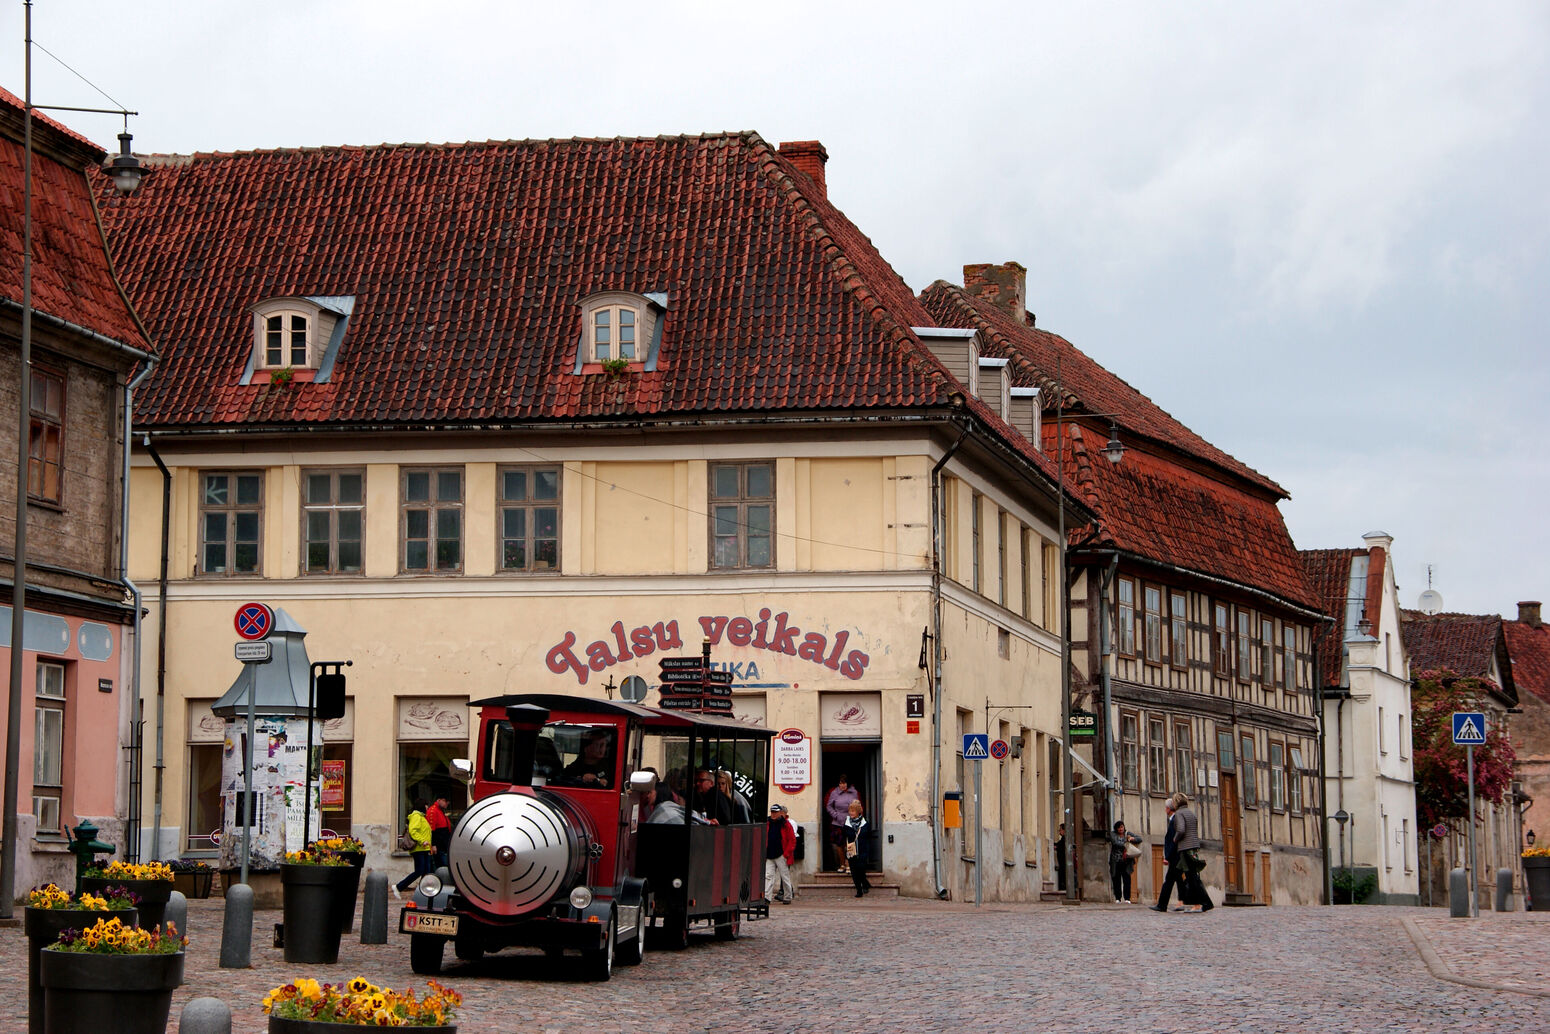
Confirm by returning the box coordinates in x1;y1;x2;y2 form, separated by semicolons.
9;1;1546;618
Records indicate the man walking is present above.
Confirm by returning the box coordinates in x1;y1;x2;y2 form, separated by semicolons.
1150;797;1181;912
765;803;797;903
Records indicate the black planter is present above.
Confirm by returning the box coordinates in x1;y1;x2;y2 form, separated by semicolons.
280;863;351;964
331;852;364;934
80;877;173;934
172;869;214;899
39;949;183;1034
25;907;138;1034
1526;857;1550;911
268;1019;455;1034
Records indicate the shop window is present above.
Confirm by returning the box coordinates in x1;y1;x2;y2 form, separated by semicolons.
201;471;263;575
396;697;470;844
27;367;64;503
186;744;223;851
32;660;66;835
320;743;354;836
499;465;561;572
1170;591;1188;669
401;467;463;573
710;462;774;570
303;469;364;574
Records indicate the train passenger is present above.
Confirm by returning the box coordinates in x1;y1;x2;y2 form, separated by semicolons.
717;769;753;823
559;728;615;788
692;769;733;825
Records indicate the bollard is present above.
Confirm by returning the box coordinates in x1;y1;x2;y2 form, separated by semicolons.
360;871;389;944
220;882;254;968
165;890;188;937
1495;868;1514;912
1448;867;1470;917
179;997;232;1034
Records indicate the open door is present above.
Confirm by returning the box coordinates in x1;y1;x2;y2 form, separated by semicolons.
819;743;882;873
1219;773;1241;891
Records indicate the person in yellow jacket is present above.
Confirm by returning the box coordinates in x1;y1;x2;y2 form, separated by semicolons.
394;799;435;896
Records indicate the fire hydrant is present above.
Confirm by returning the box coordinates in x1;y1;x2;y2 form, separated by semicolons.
67;820;115;895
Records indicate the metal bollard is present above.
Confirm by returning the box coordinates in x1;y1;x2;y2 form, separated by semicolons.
1495;868;1514;912
220;882;254;967
178;997;232;1034
165;890;188;937
360;871;389;944
1448;867;1470;917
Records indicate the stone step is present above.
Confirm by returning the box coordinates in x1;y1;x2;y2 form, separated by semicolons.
796;872;899;899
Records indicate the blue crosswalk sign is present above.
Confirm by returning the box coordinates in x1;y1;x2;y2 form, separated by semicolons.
1452;712;1486;745
963;733;990;760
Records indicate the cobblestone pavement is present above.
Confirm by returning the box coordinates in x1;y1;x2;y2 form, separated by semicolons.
4;898;1547;1033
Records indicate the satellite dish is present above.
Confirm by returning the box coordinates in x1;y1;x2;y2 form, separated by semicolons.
1417;589;1444;615
619;675;649;703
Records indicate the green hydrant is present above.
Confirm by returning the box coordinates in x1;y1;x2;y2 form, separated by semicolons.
67;820;115;895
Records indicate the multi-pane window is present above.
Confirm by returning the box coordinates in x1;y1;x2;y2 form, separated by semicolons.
302;470;364;574
1120;712;1140;791
1261;618;1275;685
1216;730;1235;771
33;661;65;834
1269;742;1285;810
1214;603;1233;677
1148;717;1167;793
201;472;263;575
591;305;638;362
1173;721;1193;794
1144;585;1163;663
996;513;1007;608
1240;733;1257;806
402;468;463;573
499;466;560;572
27;368;64;503
710;462;773;569
1116;578;1136;656
265;312;309;367
970;492;983;593
1236;608;1253;682
1288;746;1304;813
1019;527;1032;618
1042;542;1057;632
1170;591;1188;668
1283;626;1298;689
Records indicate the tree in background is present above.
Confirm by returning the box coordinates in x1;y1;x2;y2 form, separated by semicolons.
1410;669;1516;828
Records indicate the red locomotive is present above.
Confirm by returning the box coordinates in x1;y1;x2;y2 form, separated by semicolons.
399;693;774;979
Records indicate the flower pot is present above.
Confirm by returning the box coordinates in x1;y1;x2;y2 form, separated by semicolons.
332;852;365;934
268;1019;456;1034
280;863;351;964
39;949;183;1034
1526;857;1550;911
25;907;138;1034
172;869;214;900
80;877;173;934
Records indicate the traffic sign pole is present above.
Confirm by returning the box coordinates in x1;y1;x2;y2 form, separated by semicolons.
1467;743;1477;918
974;757;983;908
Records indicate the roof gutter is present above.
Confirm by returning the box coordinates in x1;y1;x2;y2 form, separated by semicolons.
0;296;155;366
1070;547;1328;622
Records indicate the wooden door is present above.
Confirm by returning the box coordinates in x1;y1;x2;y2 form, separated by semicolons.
1151;845;1166;899
1261;852;1272;904
1218;773;1241;890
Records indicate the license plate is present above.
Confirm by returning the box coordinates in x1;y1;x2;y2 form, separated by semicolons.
400;910;458;936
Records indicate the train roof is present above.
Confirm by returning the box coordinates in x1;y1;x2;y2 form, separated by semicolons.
469;693;776;738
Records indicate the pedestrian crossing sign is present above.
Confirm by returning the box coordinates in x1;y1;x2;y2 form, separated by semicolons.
1452;712;1486;745
963;733;989;760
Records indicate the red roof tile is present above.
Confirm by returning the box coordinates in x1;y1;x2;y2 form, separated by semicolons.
1400;610;1503;677
1505;620;1550;705
0;89;150;353
1300;547;1363;686
94;133;969;430
922;282;1319;611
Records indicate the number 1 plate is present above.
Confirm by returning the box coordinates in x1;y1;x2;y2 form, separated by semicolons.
400;910;458;936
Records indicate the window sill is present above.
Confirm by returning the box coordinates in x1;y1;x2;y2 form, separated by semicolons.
256;367;317;384
26;497;65;513
579;362;644;375
32;836;71;852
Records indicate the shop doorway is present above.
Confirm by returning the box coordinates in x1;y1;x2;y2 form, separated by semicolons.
819;742;881;873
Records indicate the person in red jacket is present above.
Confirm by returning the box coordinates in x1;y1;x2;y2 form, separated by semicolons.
425;796;452;869
765;803;797;903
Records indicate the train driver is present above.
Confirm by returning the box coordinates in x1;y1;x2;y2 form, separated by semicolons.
559;728;616;788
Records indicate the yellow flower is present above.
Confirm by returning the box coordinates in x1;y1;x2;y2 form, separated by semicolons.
368;993;387;1011
347;976;372;994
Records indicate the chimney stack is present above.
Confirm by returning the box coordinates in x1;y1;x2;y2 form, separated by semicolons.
1519;601;1542;628
963;262;1029;325
777;140;828;198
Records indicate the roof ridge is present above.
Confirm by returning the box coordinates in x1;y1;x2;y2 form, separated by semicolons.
137;131;764;165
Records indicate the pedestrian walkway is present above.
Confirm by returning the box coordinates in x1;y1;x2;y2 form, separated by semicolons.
1403;910;1550;998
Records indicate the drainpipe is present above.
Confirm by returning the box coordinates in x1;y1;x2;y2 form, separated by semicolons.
1315;638;1332;906
145;437;172;861
118;361;155;858
1097;553;1119;827
929;423;970;900
1336;693;1346;877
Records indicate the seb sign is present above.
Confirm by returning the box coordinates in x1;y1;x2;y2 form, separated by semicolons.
545;608;870;687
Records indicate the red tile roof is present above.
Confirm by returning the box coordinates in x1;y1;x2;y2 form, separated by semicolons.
1300;547;1363;686
1400;609;1518;705
92;132;987;433
922;282;1319;611
0;88;151;354
1505;620;1550;705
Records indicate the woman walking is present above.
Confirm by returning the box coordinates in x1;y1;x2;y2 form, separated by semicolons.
825;775;860;873
1171;792;1213;912
1109;820;1142;903
395;799;434;898
842;800;873;897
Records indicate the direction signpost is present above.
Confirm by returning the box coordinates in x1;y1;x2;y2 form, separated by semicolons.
656;641;734;715
1453;711;1487;917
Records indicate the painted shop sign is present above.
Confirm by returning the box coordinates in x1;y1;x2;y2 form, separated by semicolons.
545;609;870;686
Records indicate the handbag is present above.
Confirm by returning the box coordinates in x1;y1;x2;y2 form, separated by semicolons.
1124;840;1142;860
398;829;415;851
845;840;858;859
1184;848;1206;873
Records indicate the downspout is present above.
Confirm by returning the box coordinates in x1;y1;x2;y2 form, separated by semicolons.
1314;638;1332;906
1336;693;1346;878
1098;552;1119;827
119;360;155;859
145;437;172;861
929;423;970;900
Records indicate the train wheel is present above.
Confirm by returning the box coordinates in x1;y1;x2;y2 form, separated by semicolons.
583;913;616;981
714;909;740;941
409;934;445;975
619;902;648;966
453;928;485;962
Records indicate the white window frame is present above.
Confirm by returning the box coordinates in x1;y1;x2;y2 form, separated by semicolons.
580;292;650;365
252;298;323;370
33;660;66;834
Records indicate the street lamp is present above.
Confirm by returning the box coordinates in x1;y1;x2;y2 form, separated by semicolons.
1;1;143;921
1530;831;1537;847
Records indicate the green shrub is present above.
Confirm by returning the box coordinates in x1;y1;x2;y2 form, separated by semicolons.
1332;867;1378;904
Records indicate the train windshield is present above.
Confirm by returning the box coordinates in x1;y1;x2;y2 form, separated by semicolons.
480;720;619;789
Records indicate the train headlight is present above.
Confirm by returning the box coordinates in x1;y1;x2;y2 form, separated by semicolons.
418;874;442;898
569;886;594;910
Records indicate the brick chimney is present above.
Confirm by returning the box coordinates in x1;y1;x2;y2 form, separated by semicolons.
777;140;828;198
963;262;1029;325
1519;601;1542;628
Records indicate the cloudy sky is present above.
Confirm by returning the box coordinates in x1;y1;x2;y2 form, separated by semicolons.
8;1;1546;617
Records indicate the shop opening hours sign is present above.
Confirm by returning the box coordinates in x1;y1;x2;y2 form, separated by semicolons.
774;729;811;794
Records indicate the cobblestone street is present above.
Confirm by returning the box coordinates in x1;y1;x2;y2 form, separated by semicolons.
5;898;1547;1033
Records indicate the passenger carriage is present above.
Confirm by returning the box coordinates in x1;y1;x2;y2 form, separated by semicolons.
399;693;774;979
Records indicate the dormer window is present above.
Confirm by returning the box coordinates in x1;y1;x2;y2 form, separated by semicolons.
592;305;637;362
265;312;309;367
253;298;327;373
576;291;662;371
